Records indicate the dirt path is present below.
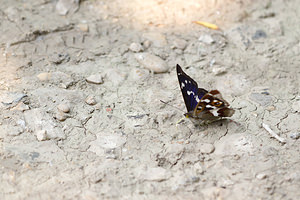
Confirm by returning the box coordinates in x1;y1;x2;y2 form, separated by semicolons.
0;0;299;199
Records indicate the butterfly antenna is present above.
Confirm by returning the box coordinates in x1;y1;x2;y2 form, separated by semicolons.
160;100;184;113
160;100;188;126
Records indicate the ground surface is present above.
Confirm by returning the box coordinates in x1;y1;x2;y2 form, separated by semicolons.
0;0;299;199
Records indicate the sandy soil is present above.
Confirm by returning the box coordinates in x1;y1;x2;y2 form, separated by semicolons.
0;0;299;199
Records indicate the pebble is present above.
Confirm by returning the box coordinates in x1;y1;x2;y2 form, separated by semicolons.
24;109;66;140
86;74;103;84
55;111;68;121
142;32;167;47
172;38;187;50
37;72;51;81
142;40;151;49
252;30;267;40
77;23;89;32
56;0;80;16
135;53;169;73
200;143;215;154
105;69;127;86
11;102;29;111
193;162;204;174
88;134;127;158
36;130;48;141
289;132;300;140
1;92;27;106
256;173;268;180
48;53;70;64
212;66;227;75
3;125;23;136
129;42;144;52
85;95;97;105
249;93;273;106
57;103;70;113
198;34;215;44
129;68;150;81
142;167;171;181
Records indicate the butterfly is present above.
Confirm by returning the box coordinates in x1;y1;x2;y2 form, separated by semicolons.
176;64;234;122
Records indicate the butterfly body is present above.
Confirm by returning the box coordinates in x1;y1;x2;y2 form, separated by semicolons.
176;64;234;122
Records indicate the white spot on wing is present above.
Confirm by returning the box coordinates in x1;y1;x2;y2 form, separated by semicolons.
213;100;219;103
187;91;195;96
195;96;200;102
181;82;185;88
202;99;210;103
211;109;219;117
206;105;216;109
185;80;188;84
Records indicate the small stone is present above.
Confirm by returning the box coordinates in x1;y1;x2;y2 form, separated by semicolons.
142;32;167;47
86;74;103;84
77;23;89;32
249;93;273;106
88;134;127;159
142;167;171;181
266;105;276;111
143;40;151;49
55;111;68;121
200;143;215;154
212;66;227;75
57;103;70;113
36;130;48;141
252;30;267;40
135;53;169;73
56;0;80;16
85;95;97;105
129;68;150;81
3;125;23;136
105;69;127;86
289;132;300;140
129;42;144;52
1;92;27;107
37;72;51;81
256;173;267;180
194;162;204;174
172;39;187;50
48;53;70;64
198;34;215;44
10;102;29;111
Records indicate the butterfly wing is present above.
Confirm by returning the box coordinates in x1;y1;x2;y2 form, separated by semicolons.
176;64;207;112
193;90;235;119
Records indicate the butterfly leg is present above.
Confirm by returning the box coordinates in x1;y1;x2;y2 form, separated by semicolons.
175;116;187;128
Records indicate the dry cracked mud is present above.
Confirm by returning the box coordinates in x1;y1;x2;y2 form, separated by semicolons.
0;0;299;199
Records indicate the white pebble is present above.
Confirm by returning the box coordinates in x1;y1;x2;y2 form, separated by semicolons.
55;111;67;121
200;143;215;154
36;130;48;141
85;95;97;105
135;53;169;73
37;72;51;81
289;132;300;140
212;66;227;75
57;103;70;113
198;34;215;44
11;102;29;111
129;42;144;52
172;38;187;50
256;173;267;180
86;74;103;84
142;32;167;47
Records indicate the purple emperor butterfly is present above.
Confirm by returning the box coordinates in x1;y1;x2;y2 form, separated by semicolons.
176;64;234;121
